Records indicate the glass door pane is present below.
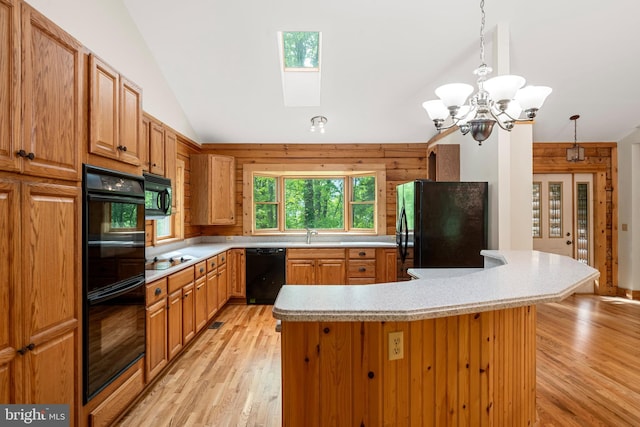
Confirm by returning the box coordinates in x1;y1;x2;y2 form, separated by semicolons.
576;182;589;264
532;182;541;238
548;183;562;238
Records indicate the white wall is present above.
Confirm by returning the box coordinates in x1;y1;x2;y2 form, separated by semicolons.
25;0;198;141
618;128;640;290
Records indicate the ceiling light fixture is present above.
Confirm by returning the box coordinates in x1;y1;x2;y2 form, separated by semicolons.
422;0;552;145
310;115;327;133
566;114;585;162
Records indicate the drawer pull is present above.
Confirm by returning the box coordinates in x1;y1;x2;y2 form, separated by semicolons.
155;287;162;296
359;267;367;272
200;267;205;274
359;251;366;257
211;262;216;268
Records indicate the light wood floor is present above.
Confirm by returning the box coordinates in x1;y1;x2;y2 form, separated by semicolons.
117;295;640;426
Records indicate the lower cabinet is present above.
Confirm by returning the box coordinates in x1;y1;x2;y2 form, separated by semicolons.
287;247;397;286
145;277;168;382
0;179;81;424
286;249;346;285
195;276;208;332
182;282;195;345
167;289;183;361
228;248;246;298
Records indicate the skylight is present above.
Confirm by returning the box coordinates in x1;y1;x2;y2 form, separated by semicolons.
282;31;320;70
277;31;322;107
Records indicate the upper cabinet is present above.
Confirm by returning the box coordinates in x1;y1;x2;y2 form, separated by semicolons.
0;0;20;174
89;54;143;166
191;154;236;225
0;2;85;181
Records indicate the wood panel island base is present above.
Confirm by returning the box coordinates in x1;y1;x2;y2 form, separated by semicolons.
273;250;600;427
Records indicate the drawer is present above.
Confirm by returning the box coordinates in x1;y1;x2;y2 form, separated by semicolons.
288;248;345;259
348;248;375;259
348;259;376;278
206;255;218;272
168;266;194;293
195;261;207;279
218;251;227;266
146;278;167;305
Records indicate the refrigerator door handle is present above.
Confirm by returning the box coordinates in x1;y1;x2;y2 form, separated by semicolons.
399;207;408;262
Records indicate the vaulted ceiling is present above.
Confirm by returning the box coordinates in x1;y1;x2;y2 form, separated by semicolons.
122;0;640;145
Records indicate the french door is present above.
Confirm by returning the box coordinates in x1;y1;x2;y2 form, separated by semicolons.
533;173;593;266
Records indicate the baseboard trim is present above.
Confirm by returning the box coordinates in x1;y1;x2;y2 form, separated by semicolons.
616;288;640;300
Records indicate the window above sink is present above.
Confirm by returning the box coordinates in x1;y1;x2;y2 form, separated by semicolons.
243;163;387;236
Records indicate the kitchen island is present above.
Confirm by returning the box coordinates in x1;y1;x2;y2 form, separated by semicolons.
272;250;599;426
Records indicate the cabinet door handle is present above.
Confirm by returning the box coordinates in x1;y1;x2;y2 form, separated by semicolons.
17;343;35;355
16;149;35;160
117;145;128;152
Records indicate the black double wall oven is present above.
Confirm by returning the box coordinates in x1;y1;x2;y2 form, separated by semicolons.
82;165;146;403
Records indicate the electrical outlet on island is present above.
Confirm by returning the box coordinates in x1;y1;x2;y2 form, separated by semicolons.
388;331;404;360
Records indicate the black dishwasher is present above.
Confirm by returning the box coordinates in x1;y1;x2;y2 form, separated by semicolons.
245;248;286;304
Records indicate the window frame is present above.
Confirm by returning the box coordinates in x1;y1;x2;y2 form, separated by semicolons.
244;163;386;236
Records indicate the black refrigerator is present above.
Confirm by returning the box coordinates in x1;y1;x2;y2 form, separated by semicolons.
396;180;488;268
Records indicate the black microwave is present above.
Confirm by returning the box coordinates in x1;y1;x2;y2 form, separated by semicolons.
144;172;172;219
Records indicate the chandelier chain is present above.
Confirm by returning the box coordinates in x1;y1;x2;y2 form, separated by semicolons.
479;0;486;66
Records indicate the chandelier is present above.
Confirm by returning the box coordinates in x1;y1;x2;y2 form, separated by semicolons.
566;114;585;162
422;0;552;144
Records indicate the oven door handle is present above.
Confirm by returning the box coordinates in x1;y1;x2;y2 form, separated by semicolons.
88;194;144;205
88;277;145;305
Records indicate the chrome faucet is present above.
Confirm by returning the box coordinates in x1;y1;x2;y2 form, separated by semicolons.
306;228;318;244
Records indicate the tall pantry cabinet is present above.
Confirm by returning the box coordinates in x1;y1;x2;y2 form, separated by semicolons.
0;1;83;426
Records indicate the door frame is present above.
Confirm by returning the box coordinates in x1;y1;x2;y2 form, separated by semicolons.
533;142;617;295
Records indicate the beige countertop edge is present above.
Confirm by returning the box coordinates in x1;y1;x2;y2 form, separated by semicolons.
271;250;600;322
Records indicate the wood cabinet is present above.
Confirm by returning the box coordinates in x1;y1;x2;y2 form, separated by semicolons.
229;249;246;298
287;247;397;286
89;54;143;166
347;248;376;285
167;267;195;360
167;288;183;361
0;0;20;174
5;3;85;181
194;261;208;332
217;253;229;309
182;283;195;345
286;249;347;285
149;121;165;176
145;278;168;383
0;178;81;422
206;256;219;320
191;154;236;225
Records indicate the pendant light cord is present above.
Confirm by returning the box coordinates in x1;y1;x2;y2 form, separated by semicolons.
479;0;486;67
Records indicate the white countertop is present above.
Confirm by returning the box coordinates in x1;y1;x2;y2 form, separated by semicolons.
145;240;396;282
272;250;600;322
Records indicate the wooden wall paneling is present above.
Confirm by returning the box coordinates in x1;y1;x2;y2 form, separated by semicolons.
281;322;320;427
457;314;470;426
200;143;428;237
319;322;352;426
610;146;618;291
